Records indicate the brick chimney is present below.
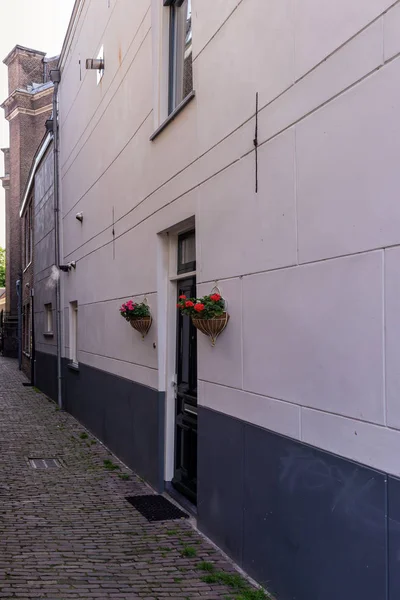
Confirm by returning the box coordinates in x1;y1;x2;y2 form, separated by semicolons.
1;45;55;355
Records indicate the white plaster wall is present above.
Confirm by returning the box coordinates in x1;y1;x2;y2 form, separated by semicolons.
58;0;400;477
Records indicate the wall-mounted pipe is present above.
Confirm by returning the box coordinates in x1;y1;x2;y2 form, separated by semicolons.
50;68;63;409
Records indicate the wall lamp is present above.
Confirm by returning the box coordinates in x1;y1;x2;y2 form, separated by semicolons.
59;262;76;272
85;58;104;70
86;46;104;84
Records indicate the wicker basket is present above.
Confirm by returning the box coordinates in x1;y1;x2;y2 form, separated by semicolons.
192;313;230;347
129;316;152;340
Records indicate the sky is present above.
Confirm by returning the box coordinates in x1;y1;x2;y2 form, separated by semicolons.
0;0;75;248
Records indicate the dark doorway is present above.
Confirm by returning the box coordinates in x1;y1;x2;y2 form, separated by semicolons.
172;231;197;504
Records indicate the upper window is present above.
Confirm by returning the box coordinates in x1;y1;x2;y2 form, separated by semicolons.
165;0;193;114
177;230;196;274
23;303;31;355
24;201;33;267
69;301;78;365
44;303;53;335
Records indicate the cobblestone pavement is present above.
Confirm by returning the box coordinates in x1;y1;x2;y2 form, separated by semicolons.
0;357;260;600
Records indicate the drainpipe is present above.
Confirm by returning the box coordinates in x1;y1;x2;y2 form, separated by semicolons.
16;279;21;370
50;68;62;409
30;287;35;385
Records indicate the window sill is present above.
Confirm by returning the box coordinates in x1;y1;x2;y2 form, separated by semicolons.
150;90;195;141
68;362;80;372
43;332;54;338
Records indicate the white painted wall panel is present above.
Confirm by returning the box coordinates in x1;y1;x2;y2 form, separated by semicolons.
385;247;400;430
79;295;158;371
297;59;400;263
79;350;158;390
294;0;388;78
192;0;240;59
243;252;384;423
199;381;301;440
195;0;294;152
384;2;400;60
197;278;243;389
199;129;297;282
259;19;383;146
302;407;400;477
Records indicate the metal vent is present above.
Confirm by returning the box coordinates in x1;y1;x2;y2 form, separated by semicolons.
125;495;189;522
29;458;61;470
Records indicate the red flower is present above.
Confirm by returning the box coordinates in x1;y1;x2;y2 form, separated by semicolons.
176;303;181;308
185;301;194;308
194;303;205;312
179;295;187;300
210;293;221;302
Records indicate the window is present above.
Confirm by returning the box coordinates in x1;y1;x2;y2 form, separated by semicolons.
165;0;193;114
96;45;104;85
177;230;196;274
44;303;53;334
23;303;31;355
69;301;78;364
24;201;33;267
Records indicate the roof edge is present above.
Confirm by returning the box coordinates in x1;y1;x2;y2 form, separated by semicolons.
3;45;46;66
59;0;85;70
20;133;53;217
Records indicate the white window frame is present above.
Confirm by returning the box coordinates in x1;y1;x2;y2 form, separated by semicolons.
69;301;78;365
96;45;104;85
164;0;193;115
24;201;33;269
44;303;53;335
23;303;31;356
157;217;196;482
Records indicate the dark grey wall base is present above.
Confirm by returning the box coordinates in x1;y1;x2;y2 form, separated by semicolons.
198;407;396;600
62;359;164;491
35;350;58;401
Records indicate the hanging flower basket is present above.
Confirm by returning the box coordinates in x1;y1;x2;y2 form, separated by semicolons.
129;316;152;339
192;313;230;347
120;299;152;340
177;289;229;347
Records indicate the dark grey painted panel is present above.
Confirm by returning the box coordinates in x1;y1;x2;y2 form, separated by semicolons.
63;360;164;491
197;407;244;562
35;350;57;402
388;476;400;600
243;423;387;600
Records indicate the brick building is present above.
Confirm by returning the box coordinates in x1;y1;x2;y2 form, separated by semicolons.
1;46;55;372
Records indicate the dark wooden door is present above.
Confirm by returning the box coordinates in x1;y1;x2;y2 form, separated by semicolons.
172;276;197;503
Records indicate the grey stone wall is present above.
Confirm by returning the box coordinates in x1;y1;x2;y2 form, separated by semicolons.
33;143;57;370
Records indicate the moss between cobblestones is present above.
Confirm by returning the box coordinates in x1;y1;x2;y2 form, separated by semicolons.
197;562;270;599
181;545;197;558
103;458;120;471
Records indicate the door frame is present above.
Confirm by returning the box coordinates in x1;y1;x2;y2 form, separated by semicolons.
157;218;197;486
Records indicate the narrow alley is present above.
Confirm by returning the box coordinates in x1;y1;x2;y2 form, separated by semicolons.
0;357;256;600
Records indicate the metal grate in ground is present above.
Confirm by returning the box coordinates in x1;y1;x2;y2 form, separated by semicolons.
28;458;62;470
125;494;189;522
